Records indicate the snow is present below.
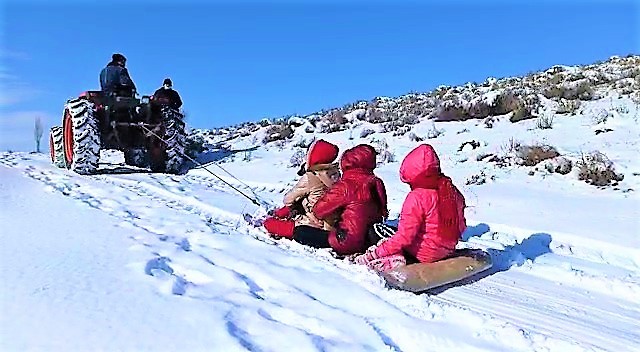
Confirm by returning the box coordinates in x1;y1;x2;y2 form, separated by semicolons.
2;63;640;351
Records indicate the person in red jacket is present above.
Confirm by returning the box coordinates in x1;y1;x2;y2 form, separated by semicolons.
311;144;389;256
261;139;341;239
353;143;467;272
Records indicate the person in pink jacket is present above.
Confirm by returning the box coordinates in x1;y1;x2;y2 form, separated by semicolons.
353;143;467;272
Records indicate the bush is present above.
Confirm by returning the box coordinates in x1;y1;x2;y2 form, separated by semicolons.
426;122;444;139
408;132;424;142
492;91;521;115
458;140;480;152
517;144;560;166
510;104;534;122
434;102;468;122
262;124;294;143
543;156;573;175
556;99;581;114
289;149;306;168
371;139;396;165
360;128;375;138
536;113;554;129
577;152;624;186
184;134;207;158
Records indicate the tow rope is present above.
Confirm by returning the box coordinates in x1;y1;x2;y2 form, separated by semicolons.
138;123;264;207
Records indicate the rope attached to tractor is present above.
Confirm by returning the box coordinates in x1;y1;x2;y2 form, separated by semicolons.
138;123;265;207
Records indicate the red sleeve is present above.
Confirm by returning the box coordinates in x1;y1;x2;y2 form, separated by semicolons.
374;177;389;219
313;180;348;220
376;191;432;257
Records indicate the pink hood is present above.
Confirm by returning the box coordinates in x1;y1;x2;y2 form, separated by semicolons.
399;144;441;185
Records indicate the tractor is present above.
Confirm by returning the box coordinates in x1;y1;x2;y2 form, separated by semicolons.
49;90;186;175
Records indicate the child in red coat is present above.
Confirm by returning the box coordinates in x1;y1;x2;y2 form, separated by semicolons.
311;144;389;255
354;144;467;272
262;139;341;238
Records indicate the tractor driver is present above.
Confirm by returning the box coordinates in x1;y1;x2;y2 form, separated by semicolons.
100;53;137;97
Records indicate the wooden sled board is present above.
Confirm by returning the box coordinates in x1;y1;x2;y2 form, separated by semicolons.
382;249;492;293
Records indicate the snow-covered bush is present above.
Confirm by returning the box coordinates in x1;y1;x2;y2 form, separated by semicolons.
536;113;554;129
289;149;306;168
556;99;581;114
184;134;207;158
371;139;396;165
543;156;573;175
408;132;424;142
293;135;315;149
577;152;624;186
426;122;444;139
360;128;375;138
262;124;294;144
458;140;480;152
466;170;487;185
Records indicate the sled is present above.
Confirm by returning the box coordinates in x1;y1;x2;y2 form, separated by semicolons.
381;249;492;293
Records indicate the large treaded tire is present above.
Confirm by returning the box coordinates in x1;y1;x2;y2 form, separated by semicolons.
49;126;65;168
63;98;100;174
159;106;186;174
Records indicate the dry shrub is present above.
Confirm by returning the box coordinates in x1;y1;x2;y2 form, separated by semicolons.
544;80;594;101
517;144;560;166
543;85;564;99
492;90;521;115
408;132;424;142
468;100;492;119
262;124;294;143
577;152;624;186
556;99;581;114
458;140;480;152
434;102;468;122
289;149;306;168
360;128;375;138
536;114;554;129
510;104;534;122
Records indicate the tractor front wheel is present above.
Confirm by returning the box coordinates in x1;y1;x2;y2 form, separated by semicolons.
62;98;100;174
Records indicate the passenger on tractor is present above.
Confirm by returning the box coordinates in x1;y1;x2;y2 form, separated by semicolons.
153;78;183;110
100;53;137;97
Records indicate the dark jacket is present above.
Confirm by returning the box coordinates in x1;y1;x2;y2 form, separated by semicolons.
153;87;183;110
100;62;136;96
313;144;388;255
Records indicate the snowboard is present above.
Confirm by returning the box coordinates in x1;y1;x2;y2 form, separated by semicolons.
381;249;492;293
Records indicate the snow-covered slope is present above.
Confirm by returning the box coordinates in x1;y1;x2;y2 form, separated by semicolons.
2;56;639;351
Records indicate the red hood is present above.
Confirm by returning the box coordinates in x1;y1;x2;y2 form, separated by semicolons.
340;144;377;172
400;144;441;186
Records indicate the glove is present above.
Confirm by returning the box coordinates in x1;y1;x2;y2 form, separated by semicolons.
353;245;380;266
270;206;291;219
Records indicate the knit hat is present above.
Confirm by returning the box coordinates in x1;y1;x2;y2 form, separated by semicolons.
306;139;339;168
163;78;172;87
112;53;126;63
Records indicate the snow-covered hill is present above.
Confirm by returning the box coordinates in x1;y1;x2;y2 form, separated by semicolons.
1;56;639;351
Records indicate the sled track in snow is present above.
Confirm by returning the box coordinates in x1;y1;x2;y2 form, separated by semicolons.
2;155;639;351
102;172;640;352
88;172;640;351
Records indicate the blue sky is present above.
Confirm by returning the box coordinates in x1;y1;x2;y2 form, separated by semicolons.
1;0;638;151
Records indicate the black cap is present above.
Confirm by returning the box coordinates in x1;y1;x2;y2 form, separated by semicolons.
112;53;126;63
163;78;172;86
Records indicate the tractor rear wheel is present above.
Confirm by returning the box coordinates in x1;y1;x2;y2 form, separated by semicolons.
62;98;100;174
49;126;65;168
150;107;186;174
